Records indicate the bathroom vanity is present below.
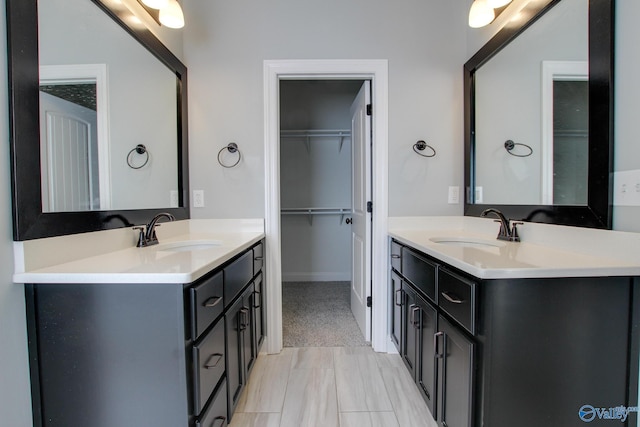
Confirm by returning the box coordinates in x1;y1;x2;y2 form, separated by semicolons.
15;221;265;427
389;217;640;427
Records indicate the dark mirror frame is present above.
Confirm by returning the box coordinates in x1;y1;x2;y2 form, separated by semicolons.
6;0;190;241
464;0;614;229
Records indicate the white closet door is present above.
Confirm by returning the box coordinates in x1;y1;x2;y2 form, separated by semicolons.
350;81;372;341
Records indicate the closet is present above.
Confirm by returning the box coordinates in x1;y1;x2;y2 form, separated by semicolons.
279;80;366;345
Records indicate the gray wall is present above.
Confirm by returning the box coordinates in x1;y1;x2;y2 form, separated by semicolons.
183;0;469;218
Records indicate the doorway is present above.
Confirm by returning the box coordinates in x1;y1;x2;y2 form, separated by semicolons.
279;80;368;347
263;60;390;354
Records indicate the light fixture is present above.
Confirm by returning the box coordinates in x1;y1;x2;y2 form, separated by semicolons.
141;0;168;9
487;0;513;8
159;0;185;29
468;0;495;28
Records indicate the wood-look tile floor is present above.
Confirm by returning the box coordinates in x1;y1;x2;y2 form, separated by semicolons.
229;347;438;427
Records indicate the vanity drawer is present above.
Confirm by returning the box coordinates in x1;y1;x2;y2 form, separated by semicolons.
192;319;226;415
190;271;224;339
401;247;437;302
390;240;402;272
195;378;228;427
438;268;476;335
225;250;253;305
253;242;264;276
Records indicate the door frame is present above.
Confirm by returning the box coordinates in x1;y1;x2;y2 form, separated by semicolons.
263;59;389;353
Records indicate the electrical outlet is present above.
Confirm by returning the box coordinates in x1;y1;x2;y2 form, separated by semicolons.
614;170;640;206
193;190;205;208
448;186;460;204
170;190;179;208
475;186;483;203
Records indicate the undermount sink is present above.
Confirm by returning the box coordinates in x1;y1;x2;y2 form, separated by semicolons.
429;237;504;248
156;240;222;252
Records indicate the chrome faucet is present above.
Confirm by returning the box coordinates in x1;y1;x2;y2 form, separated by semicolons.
481;208;522;242
134;212;175;247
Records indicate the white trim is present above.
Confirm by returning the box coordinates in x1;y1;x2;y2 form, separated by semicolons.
264;59;389;354
39;64;112;210
540;60;588;205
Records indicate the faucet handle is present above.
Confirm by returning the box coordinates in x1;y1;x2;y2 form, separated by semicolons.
133;226;146;247
509;221;523;242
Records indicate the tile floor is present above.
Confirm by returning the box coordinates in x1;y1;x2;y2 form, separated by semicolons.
229;346;438;427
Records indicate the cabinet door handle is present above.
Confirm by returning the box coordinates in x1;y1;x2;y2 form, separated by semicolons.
254;256;263;261
434;331;445;359
203;296;222;308
411;306;421;329
253;291;261;308
394;289;404;306
204;353;223;369
441;291;464;304
239;307;250;330
210;416;226;427
391;254;400;259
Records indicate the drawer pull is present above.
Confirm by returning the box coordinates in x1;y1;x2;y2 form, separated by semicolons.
204;353;223;369
253;290;261;308
254;256;263;261
391;254;400;259
211;416;226;427
394;289;404;306
203;296;222;308
441;291;464;304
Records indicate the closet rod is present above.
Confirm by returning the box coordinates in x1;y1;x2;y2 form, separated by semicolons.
281;129;351;153
280;208;352;225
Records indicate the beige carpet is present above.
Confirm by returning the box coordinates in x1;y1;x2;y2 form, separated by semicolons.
282;281;369;347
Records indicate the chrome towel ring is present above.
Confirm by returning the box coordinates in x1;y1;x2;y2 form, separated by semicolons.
217;142;242;168
127;144;150;169
413;140;436;158
504;140;533;157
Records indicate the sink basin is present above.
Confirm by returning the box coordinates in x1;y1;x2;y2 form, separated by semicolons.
156;240;222;252
429;237;504;248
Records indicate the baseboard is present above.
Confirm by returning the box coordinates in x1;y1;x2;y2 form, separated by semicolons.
282;272;351;282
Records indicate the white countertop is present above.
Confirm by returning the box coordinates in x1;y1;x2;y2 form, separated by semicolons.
389;217;640;279
13;219;265;284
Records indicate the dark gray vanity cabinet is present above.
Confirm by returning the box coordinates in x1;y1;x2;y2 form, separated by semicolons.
25;240;266;427
389;238;638;427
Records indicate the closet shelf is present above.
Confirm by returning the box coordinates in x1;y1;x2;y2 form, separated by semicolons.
280;129;351;153
281;207;352;225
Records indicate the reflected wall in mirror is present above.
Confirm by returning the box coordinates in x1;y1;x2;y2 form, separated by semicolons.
38;0;179;212
6;0;189;240
464;0;614;228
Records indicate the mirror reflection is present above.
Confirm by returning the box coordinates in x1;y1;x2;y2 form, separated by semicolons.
473;0;587;206
38;0;179;212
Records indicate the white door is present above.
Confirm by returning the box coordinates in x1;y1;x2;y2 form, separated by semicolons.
40;91;99;212
350;81;372;341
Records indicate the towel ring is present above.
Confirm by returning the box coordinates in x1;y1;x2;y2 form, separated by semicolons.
504;140;533;157
413;140;436;158
127;144;150;169
218;142;242;168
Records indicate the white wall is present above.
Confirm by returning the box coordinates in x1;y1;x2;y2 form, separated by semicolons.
183;0;469;218
280;81;358;281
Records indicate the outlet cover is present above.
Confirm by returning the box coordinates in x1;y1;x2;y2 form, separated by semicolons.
613;170;640;206
193;190;205;208
448;186;460;204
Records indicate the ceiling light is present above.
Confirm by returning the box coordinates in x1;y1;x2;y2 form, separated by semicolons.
141;0;168;9
159;0;185;29
487;0;513;8
469;0;495;28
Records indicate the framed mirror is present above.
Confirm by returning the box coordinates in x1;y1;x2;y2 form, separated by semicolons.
6;0;190;241
464;0;614;228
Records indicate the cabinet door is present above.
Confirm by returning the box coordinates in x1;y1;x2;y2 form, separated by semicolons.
401;284;418;378
436;316;474;427
251;273;265;356
241;284;255;375
415;294;437;418
390;270;403;350
225;297;245;416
